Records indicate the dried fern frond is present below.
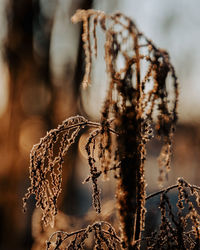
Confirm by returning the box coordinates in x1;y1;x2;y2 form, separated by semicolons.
72;9;178;180
23;116;115;226
23;115;88;226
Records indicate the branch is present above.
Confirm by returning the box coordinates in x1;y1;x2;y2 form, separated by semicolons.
46;221;120;250
58;121;119;135
146;181;200;201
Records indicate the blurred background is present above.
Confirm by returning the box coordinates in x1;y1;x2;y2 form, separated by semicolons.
0;0;200;249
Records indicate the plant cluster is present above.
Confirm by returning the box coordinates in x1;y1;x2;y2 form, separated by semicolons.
23;9;200;249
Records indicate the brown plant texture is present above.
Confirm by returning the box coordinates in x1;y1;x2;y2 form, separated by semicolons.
23;9;200;249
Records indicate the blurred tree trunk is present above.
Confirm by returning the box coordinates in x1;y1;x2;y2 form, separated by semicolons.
3;2;37;249
2;0;55;248
2;0;93;249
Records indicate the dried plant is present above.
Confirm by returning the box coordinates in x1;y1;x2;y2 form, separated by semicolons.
23;9;200;250
46;221;120;250
144;178;200;249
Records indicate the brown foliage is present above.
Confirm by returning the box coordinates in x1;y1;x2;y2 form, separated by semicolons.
24;9;200;250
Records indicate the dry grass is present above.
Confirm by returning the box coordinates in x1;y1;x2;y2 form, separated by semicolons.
23;10;200;249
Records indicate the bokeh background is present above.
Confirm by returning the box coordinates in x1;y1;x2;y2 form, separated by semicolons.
0;0;200;249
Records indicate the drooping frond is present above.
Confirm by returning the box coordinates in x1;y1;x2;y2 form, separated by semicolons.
72;9;179;247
